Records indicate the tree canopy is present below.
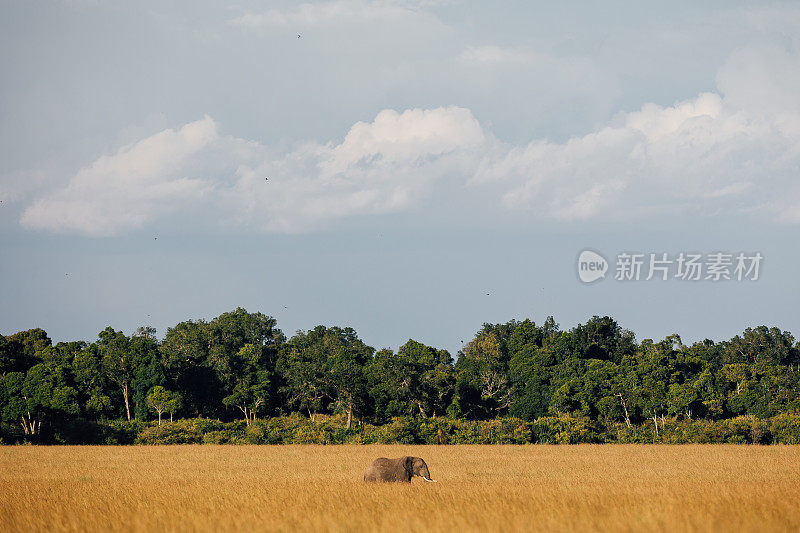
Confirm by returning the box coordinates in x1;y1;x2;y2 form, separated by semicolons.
2;308;799;436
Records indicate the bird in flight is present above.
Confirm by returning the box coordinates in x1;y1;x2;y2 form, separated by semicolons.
297;34;302;38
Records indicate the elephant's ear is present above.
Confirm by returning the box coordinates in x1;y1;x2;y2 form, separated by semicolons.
403;456;414;477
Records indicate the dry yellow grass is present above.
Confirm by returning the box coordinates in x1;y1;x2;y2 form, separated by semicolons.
2;444;799;532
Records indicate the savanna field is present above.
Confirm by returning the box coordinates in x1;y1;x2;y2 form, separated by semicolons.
2;445;800;532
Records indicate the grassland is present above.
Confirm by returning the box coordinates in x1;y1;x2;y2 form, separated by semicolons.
2;445;800;532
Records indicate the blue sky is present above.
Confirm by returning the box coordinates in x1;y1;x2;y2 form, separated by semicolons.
1;0;799;354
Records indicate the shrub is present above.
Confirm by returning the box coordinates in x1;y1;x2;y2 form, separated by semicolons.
202;431;231;444
532;417;602;444
491;418;534;444
749;418;772;444
418;418;457;444
362;417;419;444
611;423;650;443
99;420;147;445
770;413;800;444
723;417;754;444
9;413;798;446
452;421;485;444
242;420;282;444
202;423;246;444
136;419;225;444
292;424;324;444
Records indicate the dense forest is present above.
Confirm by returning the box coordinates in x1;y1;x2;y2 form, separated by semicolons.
2;308;799;444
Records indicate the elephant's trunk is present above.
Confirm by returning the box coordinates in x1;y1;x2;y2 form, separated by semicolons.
420;465;437;482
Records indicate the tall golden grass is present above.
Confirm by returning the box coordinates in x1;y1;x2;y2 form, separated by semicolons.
2;445;799;532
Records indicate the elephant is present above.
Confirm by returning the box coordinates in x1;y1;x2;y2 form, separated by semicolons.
363;456;437;483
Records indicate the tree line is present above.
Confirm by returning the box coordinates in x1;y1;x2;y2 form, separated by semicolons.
2;307;799;438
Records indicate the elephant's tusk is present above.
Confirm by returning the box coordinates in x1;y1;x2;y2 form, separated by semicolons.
422;477;438;483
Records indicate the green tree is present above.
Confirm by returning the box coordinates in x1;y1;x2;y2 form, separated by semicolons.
73;343;115;420
131;327;165;420
222;344;270;425
455;326;513;418
367;340;453;421
282;327;331;420
146;386;183;425
160;320;214;417
99;328;135;421
86;393;112;421
508;345;554;420
206;308;284;418
0;329;50;375
0;362;79;435
326;328;373;429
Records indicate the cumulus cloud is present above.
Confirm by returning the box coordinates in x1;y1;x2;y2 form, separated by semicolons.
20;117;219;236
19;44;800;235
472;44;800;222
20;107;486;234
229;107;486;232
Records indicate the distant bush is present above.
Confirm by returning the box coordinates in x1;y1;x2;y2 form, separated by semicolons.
101;420;147;444
6;412;799;445
202;422;246;444
136;419;225;445
416;418;447;444
614;423;656;444
240;419;284;445
450;420;484;444
361;417;419;444
532;417;602;444
770;413;800;444
614;416;776;445
494;418;534;444
38;418;148;445
664;419;733;444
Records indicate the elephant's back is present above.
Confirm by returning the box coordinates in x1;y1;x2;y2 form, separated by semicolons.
369;457;393;468
364;457;396;482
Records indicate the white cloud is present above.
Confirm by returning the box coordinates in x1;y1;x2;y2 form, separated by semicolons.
230;106;485;232
716;43;800;120
19;44;800;235
20;117;219;236
324;107;483;173
472;44;800;222
20;107;486;235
